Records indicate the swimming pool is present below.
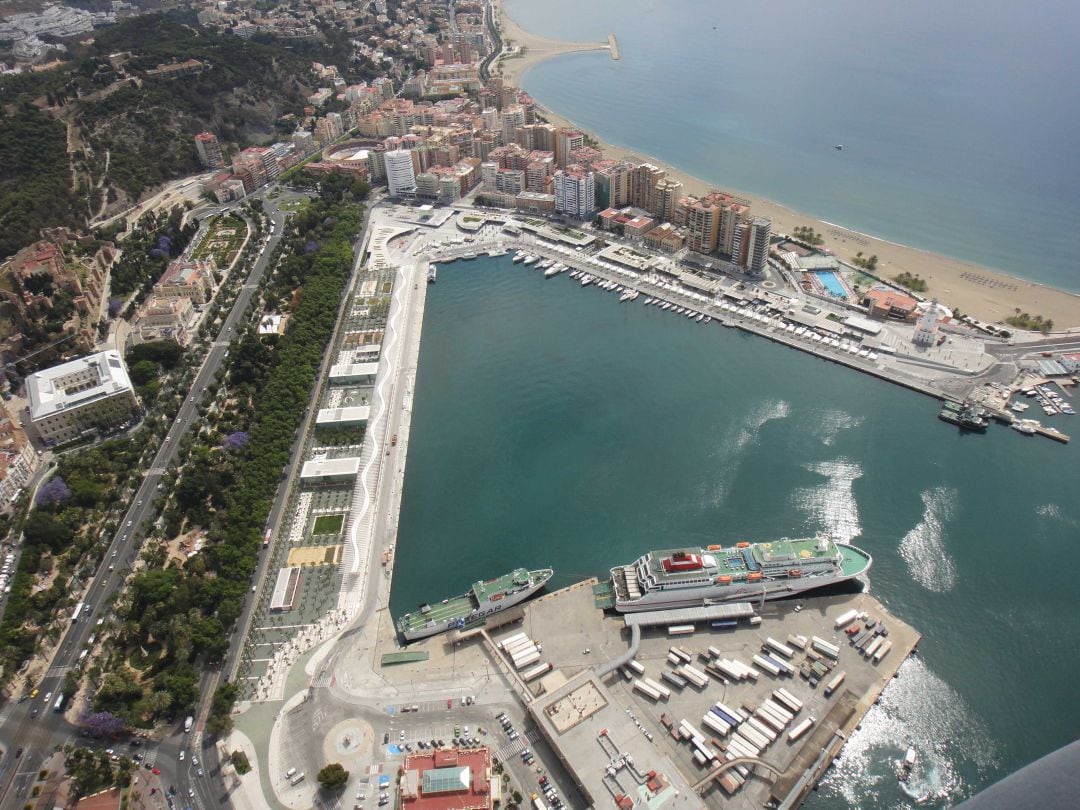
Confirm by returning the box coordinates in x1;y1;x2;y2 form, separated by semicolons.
814;270;848;299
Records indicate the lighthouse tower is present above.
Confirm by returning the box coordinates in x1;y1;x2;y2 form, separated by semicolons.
913;300;942;346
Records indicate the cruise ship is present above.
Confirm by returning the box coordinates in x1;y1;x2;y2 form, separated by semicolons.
609;537;872;612
396;568;554;641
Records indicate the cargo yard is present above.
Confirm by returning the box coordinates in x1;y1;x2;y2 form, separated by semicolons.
364;577;920;809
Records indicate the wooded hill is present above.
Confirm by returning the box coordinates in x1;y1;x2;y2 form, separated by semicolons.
0;13;318;258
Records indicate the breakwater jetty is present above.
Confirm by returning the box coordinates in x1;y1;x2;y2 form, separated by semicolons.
608;34;620;59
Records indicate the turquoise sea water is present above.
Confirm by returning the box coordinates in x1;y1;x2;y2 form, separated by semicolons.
504;0;1080;292
392;258;1080;806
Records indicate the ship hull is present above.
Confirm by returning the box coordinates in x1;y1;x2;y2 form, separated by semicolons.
613;571;860;612
611;542;872;613
399;573;551;641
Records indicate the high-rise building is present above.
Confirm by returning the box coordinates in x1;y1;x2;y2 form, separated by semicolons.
501;105;526;144
194;132;224;170
718;201;750;257
732;221;751;268
679;195;722;254
628;163;665;210
746;216;772;274
556;128;585;168
595;162;630;209
650;177;683;223
385;149;417;196
553;165;596;219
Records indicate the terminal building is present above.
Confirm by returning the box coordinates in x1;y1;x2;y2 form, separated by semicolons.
25;350;138;445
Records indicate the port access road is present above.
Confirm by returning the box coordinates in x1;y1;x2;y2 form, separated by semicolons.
0;191;298;810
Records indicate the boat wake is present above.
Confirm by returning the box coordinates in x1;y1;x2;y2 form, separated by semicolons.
898;487;957;593
794;458;863;543
1034;502;1078;529
815;656;999;808
817;408;864;446
705;399;790;505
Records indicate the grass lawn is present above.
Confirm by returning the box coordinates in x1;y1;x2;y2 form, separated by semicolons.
312;513;345;535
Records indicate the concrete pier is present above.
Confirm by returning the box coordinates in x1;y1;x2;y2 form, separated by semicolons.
609;34;620;59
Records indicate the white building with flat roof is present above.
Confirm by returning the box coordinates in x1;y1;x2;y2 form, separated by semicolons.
385;149;417;196
26;350;138;444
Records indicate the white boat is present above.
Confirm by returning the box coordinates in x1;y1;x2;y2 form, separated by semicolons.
619;290;635;302
544;266;560;278
512;252;526;263
570;270;581;278
523;255;538;265
539;259;554;269
581;275;594;287
897;747;917;782
696;313;705;322
703;316;711;324
644;297;654;305
1010;402;1029;412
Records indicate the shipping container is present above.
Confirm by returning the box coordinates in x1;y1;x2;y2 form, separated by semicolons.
521;662;553;682
786;634;808;650
811;637;840;659
762;699;794;724
499;632;528;649
513;650;542;670
680;664;709;689
627;659;645;676
738;722;770;750
710;619;738;630
764;654;795;676
620;666;634;681
754;708;786;734
773;688;803;714
701;712;731;737
707;645;722;659
730;733;761;758
667;652;682;667
746;716;777;743
660;713;674;730
692;736;717;759
715;701;746;725
749;616;762;626
873;640;893;663
711;705;741;729
693;749;708;767
765;638;795;659
668;624;695;637
864;637;883;659
643;677;671;699
787;717;815;743
633;679;662;701
834;609;858;629
752;654;781;677
824;670;847;697
671;646;694;664
715;659;743;682
661;670;687;690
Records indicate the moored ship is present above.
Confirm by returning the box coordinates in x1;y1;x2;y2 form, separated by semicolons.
938;400;990;432
396;567;554;641
610;537;872;612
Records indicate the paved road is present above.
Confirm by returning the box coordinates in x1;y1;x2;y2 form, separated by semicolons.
0;192;295;810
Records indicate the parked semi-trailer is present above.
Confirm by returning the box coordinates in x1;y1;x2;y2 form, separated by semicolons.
824;670;847;697
787;716;816;743
661;670;687;690
765;638;795;659
834;609;859;629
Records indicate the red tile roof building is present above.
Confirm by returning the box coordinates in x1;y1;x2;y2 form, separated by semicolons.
400;747;496;810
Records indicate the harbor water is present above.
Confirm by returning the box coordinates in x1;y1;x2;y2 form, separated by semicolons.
504;0;1080;292
392;257;1080;806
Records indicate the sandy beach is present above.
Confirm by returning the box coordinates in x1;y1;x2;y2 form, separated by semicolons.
493;0;1080;330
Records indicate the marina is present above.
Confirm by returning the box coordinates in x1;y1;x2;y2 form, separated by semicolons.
431;229;1072;445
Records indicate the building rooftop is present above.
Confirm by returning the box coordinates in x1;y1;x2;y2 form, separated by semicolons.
315;406;370;425
26;350;134;422
401;747;493;810
299;456;361;480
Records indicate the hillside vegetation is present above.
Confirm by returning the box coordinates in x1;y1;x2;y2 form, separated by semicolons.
0;13;317;258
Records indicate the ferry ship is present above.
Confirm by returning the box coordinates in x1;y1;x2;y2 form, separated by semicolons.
609;537;872;612
427;264;437;283
396;568;554;641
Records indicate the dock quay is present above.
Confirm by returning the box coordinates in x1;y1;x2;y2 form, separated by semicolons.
369;575;920;809
608;34;620;59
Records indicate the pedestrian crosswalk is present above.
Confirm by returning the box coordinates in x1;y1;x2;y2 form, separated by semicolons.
494;729;541;761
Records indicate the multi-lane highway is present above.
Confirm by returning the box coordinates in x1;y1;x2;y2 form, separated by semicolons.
0;192;296;809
